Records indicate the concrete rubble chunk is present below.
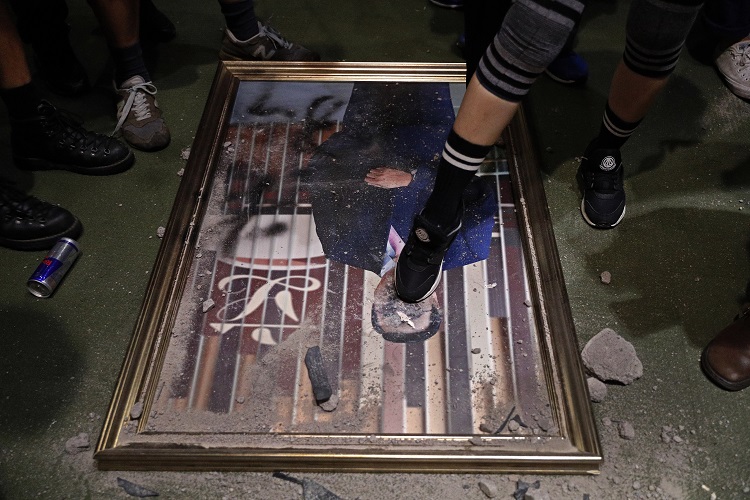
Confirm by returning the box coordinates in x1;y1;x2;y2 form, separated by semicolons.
479;480;498;498
64;433;90;454
600;271;612;284
581;328;643;384
587;377;608;402
618;421;635;440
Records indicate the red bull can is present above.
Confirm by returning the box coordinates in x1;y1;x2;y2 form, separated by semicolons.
27;237;81;298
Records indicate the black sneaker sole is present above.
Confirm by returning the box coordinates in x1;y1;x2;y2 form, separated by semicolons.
579;199;626;228
13;151;135;176
0;218;82;251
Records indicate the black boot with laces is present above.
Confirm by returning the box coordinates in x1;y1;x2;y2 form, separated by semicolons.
0;183;82;251
11;101;134;175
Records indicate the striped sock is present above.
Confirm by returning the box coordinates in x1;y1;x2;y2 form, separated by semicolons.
595;102;642;150
422;130;491;227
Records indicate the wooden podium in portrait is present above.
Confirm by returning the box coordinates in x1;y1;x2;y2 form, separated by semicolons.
95;62;601;473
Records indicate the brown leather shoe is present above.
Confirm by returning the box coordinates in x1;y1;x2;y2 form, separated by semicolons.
701;307;750;391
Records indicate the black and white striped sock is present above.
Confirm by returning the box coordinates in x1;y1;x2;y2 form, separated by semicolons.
422;129;491;228
595;102;642;150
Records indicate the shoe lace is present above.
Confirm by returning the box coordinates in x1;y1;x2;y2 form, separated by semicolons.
39;102;110;152
258;22;294;50
582;156;621;193
0;182;52;221
114;81;158;134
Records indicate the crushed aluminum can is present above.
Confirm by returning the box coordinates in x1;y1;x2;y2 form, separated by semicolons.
27;237;81;298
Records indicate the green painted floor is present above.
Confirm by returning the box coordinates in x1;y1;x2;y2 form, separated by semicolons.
1;0;749;498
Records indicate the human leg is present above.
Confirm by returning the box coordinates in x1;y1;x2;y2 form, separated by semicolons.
705;0;750;99
217;0;320;61
8;0;89;96
579;0;703;228
88;0;170;151
0;2;129;250
395;0;582;302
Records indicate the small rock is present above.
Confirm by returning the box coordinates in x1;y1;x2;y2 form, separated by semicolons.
479;423;494;433
633;481;641;490
236;396;245;404
130;401;144;420
587;377;608;402
672;435;683;443
180;146;191;160
471;348;481;354
618;421;635;440
601;417;612;427
479;480;498;498
581;328;643;384
156;226;166;239
202;299;215;313
600;271;612;284
523;299;532;307
177;168;185;177
508;420;520;432
469;436;483;446
64;433;90;454
319;394;339;412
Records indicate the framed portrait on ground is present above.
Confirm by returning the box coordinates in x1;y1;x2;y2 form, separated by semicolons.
95;62;602;474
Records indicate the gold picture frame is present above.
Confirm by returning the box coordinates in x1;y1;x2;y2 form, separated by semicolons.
95;62;601;474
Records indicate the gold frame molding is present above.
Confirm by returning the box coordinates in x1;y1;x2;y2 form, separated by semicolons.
95;62;601;474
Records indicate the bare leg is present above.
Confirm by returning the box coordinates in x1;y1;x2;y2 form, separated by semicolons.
607;60;670;123
87;0;140;49
0;1;32;89
452;75;520;147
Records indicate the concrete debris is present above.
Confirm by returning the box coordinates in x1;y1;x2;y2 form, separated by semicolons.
156;226;166;239
479;423;495;433
130;401;144;420
513;479;540;500
202;299;215;313
600;271;612;284
319;394;339;412
469;436;483;446
273;472;342;500
64;433;90;454
618;421;635;440
305;346;332;403
180;146;191;160
581;328;643;384
117;478;159;497
478;480;498;498
587;377;608;402
177;168;185;177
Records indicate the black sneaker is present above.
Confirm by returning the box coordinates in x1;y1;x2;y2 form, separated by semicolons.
11;101;135;175
578;145;626;228
0;182;82;251
395;212;461;303
219;22;320;62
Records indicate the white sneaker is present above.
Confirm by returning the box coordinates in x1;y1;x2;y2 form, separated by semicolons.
715;40;750;100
